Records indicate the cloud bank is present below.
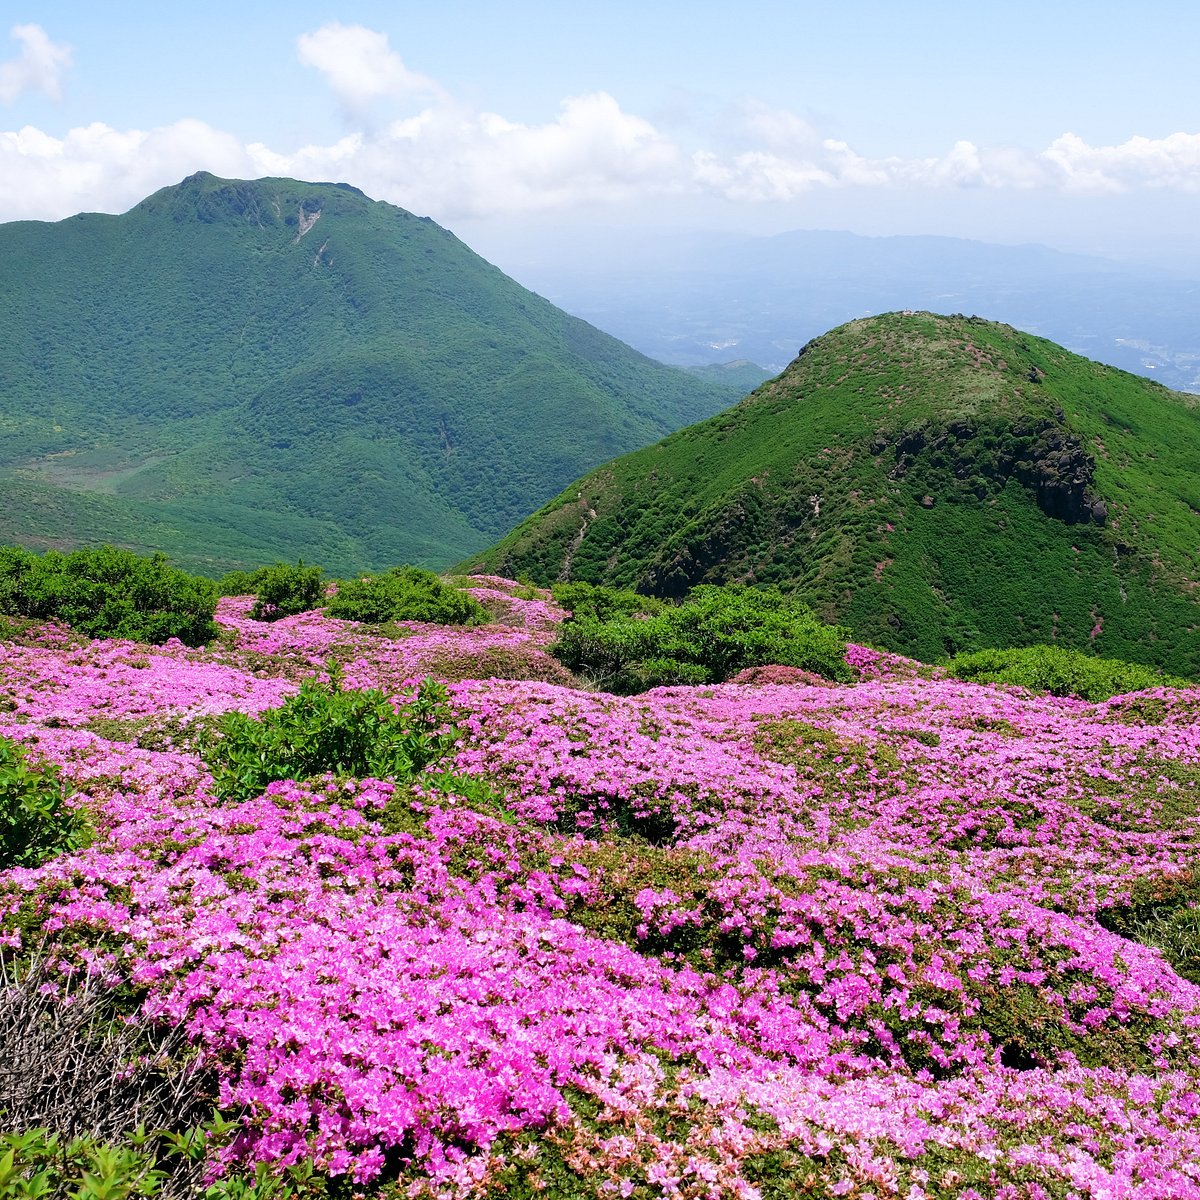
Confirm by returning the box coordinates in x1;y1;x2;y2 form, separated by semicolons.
2;22;1199;225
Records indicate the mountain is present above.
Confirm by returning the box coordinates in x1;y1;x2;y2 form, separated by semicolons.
467;312;1200;676
497;227;1200;391
0;173;738;574
685;359;774;392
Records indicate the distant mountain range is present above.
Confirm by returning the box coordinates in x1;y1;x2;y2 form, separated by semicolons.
468;312;1200;676
504;228;1200;392
0;173;739;574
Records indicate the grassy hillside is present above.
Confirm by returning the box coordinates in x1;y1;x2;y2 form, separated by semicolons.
468;312;1200;676
0;173;736;574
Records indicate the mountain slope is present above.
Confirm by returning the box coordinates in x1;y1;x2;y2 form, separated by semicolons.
0;173;735;574
467;312;1200;675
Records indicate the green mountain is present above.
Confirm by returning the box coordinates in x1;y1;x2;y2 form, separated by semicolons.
0;173;737;574
467;312;1200;676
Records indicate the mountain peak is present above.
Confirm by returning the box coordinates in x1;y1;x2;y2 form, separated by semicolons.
469;312;1200;675
131;173;381;230
0;176;740;574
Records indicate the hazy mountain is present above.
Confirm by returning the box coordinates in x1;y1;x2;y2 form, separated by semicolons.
0;173;739;574
467;312;1200;675
502;228;1200;391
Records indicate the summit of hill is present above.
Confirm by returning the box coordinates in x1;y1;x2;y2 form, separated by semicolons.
468;311;1200;675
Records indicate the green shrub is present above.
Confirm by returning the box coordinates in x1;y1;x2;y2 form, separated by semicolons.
551;584;852;694
551;582;663;623
0;1129;166;1199
326;566;488;625
248;562;325;622
215;567;272;596
0;736;86;870
202;666;457;802
0;545;218;646
0;1124;335;1199
946;644;1186;702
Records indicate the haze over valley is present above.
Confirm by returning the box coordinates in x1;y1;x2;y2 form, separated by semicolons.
494;226;1200;393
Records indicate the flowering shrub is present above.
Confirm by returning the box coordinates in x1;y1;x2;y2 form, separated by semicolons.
3;578;1200;1197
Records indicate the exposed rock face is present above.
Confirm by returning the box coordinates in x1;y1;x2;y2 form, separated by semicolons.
1019;427;1105;524
888;416;1107;526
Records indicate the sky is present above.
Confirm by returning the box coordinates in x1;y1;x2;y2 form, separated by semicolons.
2;1;1199;271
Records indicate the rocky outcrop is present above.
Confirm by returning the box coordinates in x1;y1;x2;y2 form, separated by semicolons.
887;416;1107;526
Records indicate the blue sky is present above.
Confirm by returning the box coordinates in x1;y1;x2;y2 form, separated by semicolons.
3;2;1199;268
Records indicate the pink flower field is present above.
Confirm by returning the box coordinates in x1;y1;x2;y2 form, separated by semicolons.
4;577;1200;1198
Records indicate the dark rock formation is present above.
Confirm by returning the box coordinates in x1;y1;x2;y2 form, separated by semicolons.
885;416;1106;526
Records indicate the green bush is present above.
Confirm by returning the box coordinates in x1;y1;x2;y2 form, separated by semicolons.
326;566;488;625
0;735;86;870
215;567;272;596
203;666;457;802
946;644;1186;702
0;1129;165;1200
551;584;852;694
551;581;664;622
248;562;325;622
0;545;218;646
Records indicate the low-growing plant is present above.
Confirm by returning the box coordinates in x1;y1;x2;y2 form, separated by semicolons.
0;545;218;647
946;644;1186;702
0;736;87;870
202;665;457;801
551;583;852;694
1098;870;1200;984
248;562;325;622
326;566;488;625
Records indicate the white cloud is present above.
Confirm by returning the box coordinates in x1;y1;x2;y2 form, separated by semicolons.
0;24;72;103
0;120;260;221
248;91;687;218
1;23;1199;227
1042;131;1200;192
684;130;1200;201
296;23;442;112
738;100;822;154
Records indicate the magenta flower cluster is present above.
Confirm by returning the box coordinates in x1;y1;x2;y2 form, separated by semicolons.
3;579;1200;1198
